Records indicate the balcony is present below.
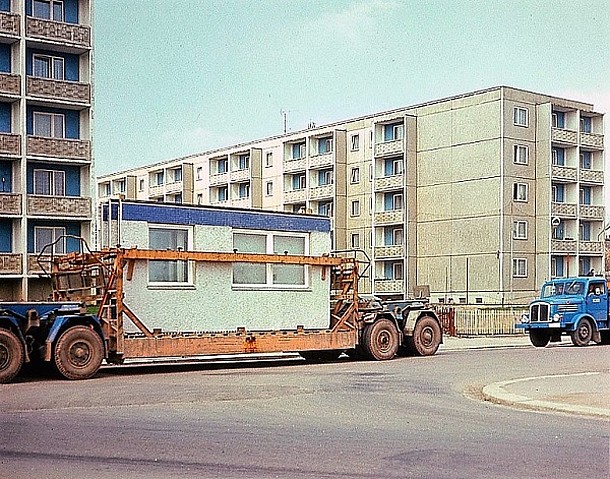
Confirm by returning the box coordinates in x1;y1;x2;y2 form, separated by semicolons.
27;195;91;218
309;184;333;200
0;253;21;275
551;239;577;254
579;205;604;220
374;175;403;191
374;245;404;258
0;193;21;215
28;254;50;275
0;133;21;155
551;165;577;182
230;169;250;182
579;241;603;254
26;17;91;48
551;202;577;218
580;132;604;150
0;73;20;95
579;169;604;184
27;77;91;104
283;158;307;174
231;197;250;208
309;152;333;169
148;184;163;197
551;128;577;145
27;136;91;161
374;210;404;225
375;139;403;157
283;189;307;203
209;172;229;186
374;279;404;294
0;11;20;36
165;180;183;194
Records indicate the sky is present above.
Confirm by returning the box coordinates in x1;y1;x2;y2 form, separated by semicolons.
93;0;610;212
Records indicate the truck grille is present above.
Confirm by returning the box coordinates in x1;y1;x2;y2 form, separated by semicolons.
558;304;578;312
530;303;549;322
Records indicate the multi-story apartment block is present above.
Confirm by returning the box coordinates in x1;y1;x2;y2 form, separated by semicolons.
98;87;606;305
0;0;93;300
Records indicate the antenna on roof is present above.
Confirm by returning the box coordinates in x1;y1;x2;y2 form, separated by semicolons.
280;109;288;134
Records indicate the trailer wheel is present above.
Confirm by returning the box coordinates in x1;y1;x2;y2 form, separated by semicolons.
299;350;343;362
529;330;550;347
407;316;442;356
570;319;593;347
363;319;399;361
54;326;104;380
0;329;25;384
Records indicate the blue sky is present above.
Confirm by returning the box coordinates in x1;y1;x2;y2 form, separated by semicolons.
94;0;610;206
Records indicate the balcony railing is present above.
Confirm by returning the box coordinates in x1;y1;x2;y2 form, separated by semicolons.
0;73;20;95
0;193;21;214
231;197;250;208
579;241;603;254
309;184;333;200
551;202;577;218
374;209;404;225
375;139;403;157
374;278;404;294
551;128;577;145
27;77;91;104
209;172;229;186
283;189;307;203
165;180;183;194
580;132;604;150
551;239;577;253
0;133;21;156
27;195;91;217
283;157;307;173
374;245;404;258
26;17;91;47
551;165;577;182
579;169;604;184
579;205;604;220
309;152;333;169
27;136;91;161
374;175;404;191
148;184;164;197
0;253;21;275
28;254;50;275
0;11;20;36
230;169;250;182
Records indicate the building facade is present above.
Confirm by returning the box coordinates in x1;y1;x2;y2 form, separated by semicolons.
0;0;93;300
98;87;606;305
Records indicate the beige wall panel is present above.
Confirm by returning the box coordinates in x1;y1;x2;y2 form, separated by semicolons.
417;216;500;257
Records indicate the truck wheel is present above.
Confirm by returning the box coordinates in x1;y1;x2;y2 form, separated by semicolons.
570;319;593;347
0;329;25;383
363;319;399;361
529;330;550;347
54;326;104;380
407;316;442;356
299;350;342;362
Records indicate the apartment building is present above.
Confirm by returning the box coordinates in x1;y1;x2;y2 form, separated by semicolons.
0;0;93;300
98;86;606;305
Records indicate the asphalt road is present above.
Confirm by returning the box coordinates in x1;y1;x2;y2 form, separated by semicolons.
1;344;608;479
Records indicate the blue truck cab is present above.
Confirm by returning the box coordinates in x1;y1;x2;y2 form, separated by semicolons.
517;276;610;347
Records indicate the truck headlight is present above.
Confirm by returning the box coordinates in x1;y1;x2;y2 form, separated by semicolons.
552;313;562;322
520;313;530;323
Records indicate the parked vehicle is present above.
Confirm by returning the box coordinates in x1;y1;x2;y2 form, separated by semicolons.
517;276;610;347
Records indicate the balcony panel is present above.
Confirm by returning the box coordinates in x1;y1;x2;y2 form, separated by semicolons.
551;128;577;145
27;195;91;218
374;245;404;258
0;73;20;95
374;210;404;225
209;172;229;186
579;205;604;220
0;12;20;36
0;253;22;274
551;202;577;218
309;184;333;200
580;132;604;150
27;77;91;104
28;254;50;275
148;184;164;197
551;239;577;253
26;17;91;47
27;136;91;161
375;139;403;157
230;169;250;182
374;279;404;294
0;133;21;155
551;165;577;182
283;158;307;173
231;197;250;208
283;189;307;203
309;152;333;169
579;241;603;254
0;193;21;215
165;181;183;194
374;175;404;191
579;169;604;184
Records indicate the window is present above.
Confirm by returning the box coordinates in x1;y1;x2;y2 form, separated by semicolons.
351;134;360;151
392;228;403;245
114;180;125;194
238;182;250;199
318;169;333;186
384;122;403;141
552;111;565;129
292;173;306;191
383;261;403;280
100;183;110;197
580;221;591;241
33;54;64;80
35;226;65;254
552;183;565;203
318;201;332;217
513;220;527;240
33;111;64;138
33;0;64;21
138;179;144;191
318;137;333;155
217;158;228;174
33;169;65;196
580;116;592;133
512;258;527;278
196;193;203;205
385;192;403;211
580;151;592;170
513;107;528;127
351;233;360;248
232;231;307;287
196;166;203;180
351;200;360;217
393;262;403;280
265;152;273;167
551;257;564;277
513;183;528;202
552;221;564;240
350;167;360;184
173;193;182;204
292;142;306;160
148;227;190;284
217;186;228;202
513;145;528;165
238;154;250;170
265;181;273;196
579;186;591;205
172;167;182;182
552;148;565;166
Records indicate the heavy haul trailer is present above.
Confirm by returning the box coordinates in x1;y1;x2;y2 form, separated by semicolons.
0;244;442;383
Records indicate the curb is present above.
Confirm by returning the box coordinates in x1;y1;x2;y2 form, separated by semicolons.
482;372;610;419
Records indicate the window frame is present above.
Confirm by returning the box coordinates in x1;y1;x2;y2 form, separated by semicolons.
32;53;65;80
147;225;193;287
33;168;65;196
33;111;65;138
350;200;360;217
513;107;529;127
513;144;529;165
512;258;528;278
513;220;528;240
513;182;528;202
34;225;66;254
350;167;360;184
265;180;273;196
33;0;64;22
265;152;273;168
350;134;360;151
351;233;360;249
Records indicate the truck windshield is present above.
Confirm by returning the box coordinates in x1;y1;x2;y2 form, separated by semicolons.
542;281;584;297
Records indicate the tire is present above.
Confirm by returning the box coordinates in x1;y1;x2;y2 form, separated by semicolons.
406;316;442;356
299;350;343;362
529;330;550;348
54;326;104;380
363;318;399;361
570;319;593;347
0;329;25;384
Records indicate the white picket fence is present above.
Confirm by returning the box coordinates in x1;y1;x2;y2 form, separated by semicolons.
437;307;527;336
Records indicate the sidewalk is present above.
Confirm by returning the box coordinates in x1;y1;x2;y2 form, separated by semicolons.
442;334;531;351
